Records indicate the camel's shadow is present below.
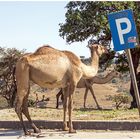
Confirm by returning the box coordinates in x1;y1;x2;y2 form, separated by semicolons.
0;129;45;138
0;129;23;137
74;107;113;112
0;129;73;139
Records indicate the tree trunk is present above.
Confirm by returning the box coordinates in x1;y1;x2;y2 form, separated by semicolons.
130;48;140;108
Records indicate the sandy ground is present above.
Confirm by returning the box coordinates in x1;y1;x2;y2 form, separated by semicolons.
29;83;128;110
0;129;140;139
0;82;136;121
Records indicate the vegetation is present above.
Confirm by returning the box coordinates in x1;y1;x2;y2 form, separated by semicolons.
0;107;139;121
0;47;25;107
28;99;36;107
59;1;140;107
1;2;140;109
106;93;132;109
59;1;140;71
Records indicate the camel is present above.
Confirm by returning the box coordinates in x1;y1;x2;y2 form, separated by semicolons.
35;94;50;108
15;44;107;135
56;70;120;109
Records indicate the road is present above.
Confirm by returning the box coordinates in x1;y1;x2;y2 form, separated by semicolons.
0;129;140;139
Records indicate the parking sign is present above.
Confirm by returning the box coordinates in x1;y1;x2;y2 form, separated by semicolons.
108;9;140;116
108;9;138;51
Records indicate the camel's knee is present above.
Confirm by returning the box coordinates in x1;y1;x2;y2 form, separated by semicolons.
57;89;63;98
15;106;22;120
15;97;24;114
56;93;59;98
68;100;73;111
15;100;22;111
61;94;64;102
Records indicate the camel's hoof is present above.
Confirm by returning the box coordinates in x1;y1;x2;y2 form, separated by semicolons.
25;130;32;135
34;128;41;133
63;126;69;131
69;129;76;133
98;107;102;110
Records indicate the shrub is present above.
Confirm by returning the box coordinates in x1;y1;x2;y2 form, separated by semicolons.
106;93;132;109
28;99;35;107
0;47;25;107
112;79;117;83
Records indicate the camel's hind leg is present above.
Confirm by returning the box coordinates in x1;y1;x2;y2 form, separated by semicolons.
68;84;76;133
22;93;41;133
15;60;32;135
62;87;69;131
15;96;27;134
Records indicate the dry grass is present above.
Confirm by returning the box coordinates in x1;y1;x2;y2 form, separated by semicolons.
0;76;134;121
0;107;139;121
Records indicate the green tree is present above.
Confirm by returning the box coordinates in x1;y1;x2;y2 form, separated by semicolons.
59;2;138;44
0;47;25;107
59;1;140;108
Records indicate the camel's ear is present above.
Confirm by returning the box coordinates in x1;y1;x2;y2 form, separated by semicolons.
87;44;99;49
89;44;98;49
94;44;99;49
114;66;118;71
87;44;92;49
112;69;115;72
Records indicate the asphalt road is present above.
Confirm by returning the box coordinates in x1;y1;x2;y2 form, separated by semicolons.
0;129;140;139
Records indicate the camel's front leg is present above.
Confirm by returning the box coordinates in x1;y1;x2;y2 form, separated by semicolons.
62;87;69;131
56;89;63;109
68;85;76;133
83;88;89;108
89;86;102;109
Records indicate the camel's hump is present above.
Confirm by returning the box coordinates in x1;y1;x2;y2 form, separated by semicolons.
62;51;81;66
32;45;67;58
34;45;55;55
33;46;81;66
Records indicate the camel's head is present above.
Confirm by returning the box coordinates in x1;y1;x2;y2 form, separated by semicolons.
88;44;108;56
112;70;121;77
111;70;121;78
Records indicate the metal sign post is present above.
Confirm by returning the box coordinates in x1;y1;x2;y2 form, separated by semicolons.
126;49;140;115
108;9;140;116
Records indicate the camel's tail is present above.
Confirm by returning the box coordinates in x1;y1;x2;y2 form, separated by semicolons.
11;66;17;107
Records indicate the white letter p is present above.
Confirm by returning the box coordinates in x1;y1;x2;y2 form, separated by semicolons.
115;18;132;45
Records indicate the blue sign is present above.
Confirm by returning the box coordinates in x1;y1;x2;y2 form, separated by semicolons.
108;9;138;51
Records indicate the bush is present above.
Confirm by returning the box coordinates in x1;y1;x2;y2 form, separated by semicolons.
28;99;35;107
112;79;117;83
106;93;132;109
0;47;25;107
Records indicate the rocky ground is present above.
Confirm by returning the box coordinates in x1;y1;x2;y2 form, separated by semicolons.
0;129;140;139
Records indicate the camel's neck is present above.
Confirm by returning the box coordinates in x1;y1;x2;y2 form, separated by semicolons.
91;50;99;71
90;72;116;84
81;50;99;79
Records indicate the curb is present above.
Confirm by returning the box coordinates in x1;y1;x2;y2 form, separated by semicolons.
1;120;140;130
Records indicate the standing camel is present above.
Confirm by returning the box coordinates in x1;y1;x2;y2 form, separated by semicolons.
56;70;120;109
15;44;107;135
